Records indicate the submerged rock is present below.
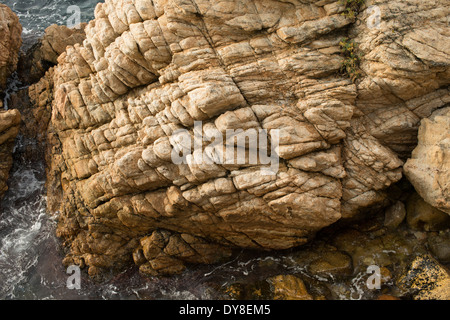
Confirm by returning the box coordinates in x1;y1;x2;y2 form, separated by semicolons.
268;275;313;300
307;250;353;277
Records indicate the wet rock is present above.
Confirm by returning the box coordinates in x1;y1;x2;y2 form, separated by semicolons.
406;193;450;231
224;283;244;300
427;232;450;264
224;281;272;300
268;275;313;300
404;107;450;215
384;201;406;230
0;4;22;91
332;226;427;275
397;254;450;300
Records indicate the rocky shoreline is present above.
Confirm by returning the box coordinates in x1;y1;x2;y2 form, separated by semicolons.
0;0;449;300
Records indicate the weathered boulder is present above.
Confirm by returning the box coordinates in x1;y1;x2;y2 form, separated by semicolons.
23;0;449;277
404;107;450;215
0;4;22;91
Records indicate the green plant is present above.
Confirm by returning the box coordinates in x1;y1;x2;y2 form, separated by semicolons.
340;0;365;19
339;37;362;82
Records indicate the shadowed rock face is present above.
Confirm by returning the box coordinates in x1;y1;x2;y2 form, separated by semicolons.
33;0;449;277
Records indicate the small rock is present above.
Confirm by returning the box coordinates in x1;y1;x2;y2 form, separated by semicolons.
224;281;272;300
380;266;393;286
384;201;406;230
406;193;450;231
224;283;244;300
308;250;353;277
427;232;450;263
397;254;450;300
268;275;313;300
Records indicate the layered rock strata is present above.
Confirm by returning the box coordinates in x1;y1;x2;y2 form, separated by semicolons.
28;0;450;277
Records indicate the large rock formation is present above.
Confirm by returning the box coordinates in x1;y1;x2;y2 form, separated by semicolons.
404;108;449;215
0;5;22;202
0;4;22;91
25;0;449;277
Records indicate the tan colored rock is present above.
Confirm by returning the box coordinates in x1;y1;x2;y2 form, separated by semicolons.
19;0;448;276
352;0;450;158
0;109;21;200
404;107;450;215
308;250;353;277
268;275;313;300
0;4;22;91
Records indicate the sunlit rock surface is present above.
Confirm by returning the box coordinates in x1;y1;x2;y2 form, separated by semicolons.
16;0;449;277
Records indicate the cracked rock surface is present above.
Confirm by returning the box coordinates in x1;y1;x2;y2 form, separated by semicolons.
0;4;21;202
22;0;449;277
